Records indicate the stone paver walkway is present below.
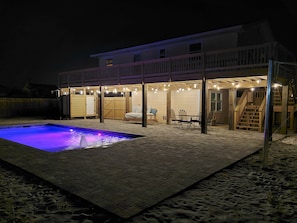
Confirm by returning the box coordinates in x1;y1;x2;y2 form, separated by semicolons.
0;118;284;219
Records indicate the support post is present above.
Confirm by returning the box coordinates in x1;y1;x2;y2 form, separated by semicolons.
125;91;130;113
99;86;104;123
142;83;147;127
166;85;171;125
67;88;71;119
228;88;236;130
263;59;274;168
201;74;207;134
280;85;288;134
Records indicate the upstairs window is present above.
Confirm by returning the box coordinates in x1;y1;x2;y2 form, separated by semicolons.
105;58;113;67
133;54;141;62
210;92;222;112
189;42;202;54
160;49;166;58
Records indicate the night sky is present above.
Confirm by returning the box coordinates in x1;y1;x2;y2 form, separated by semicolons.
1;3;297;89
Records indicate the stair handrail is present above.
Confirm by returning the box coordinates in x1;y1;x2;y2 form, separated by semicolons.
234;89;249;129
258;94;266;132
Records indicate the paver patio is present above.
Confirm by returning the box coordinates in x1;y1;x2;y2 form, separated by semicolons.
0;118;283;219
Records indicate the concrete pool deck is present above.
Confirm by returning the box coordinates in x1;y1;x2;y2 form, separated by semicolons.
0;118;285;220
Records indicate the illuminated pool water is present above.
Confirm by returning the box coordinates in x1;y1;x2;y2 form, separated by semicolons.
0;123;142;152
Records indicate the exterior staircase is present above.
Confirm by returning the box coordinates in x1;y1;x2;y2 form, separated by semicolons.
236;104;260;131
236;85;297;132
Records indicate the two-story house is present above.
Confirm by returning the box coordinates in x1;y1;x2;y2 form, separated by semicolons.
58;20;296;133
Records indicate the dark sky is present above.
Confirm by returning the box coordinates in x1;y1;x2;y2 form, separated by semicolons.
1;3;297;89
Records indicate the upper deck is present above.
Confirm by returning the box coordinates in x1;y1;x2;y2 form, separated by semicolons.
58;42;295;88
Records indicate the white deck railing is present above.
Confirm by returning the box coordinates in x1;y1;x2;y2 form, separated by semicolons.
58;42;295;88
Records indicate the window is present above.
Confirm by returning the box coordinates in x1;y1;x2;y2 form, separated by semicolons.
210;92;222;112
189;42;202;54
133;54;141;62
160;49;166;58
105;59;113;67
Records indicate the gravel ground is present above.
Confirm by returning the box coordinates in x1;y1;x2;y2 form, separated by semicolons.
1;135;297;223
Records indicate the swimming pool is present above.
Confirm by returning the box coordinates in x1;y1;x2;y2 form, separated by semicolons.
0;123;142;152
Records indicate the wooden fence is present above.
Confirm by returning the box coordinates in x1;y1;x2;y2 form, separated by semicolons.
0;98;60;118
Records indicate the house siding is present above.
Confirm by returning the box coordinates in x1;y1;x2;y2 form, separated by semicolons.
96;25;245;67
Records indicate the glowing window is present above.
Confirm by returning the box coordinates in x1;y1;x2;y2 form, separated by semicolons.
105;59;113;67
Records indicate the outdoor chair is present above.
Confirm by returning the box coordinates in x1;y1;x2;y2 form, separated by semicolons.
174;109;192;127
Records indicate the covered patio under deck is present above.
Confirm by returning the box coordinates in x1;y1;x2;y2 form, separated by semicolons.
58;42;296;134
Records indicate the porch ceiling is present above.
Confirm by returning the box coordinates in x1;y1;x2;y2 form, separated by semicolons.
101;75;268;92
62;75;267;93
206;75;267;90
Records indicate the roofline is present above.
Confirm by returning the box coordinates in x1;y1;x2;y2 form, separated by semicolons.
89;24;243;58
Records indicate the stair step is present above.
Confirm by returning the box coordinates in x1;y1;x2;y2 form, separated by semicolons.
238;126;260;129
240;116;260;119
239;123;259;126
244;108;259;111
240;117;260;120
236;125;259;130
241;116;259;119
238;123;259;126
237;126;259;129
